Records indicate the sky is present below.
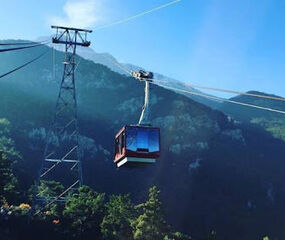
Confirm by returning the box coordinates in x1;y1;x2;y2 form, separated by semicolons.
0;0;284;97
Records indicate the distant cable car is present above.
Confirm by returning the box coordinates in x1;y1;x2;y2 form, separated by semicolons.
114;70;160;167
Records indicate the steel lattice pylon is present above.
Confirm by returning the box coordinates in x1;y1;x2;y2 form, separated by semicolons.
33;26;92;207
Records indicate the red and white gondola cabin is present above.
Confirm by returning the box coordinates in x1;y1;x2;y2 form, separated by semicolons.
114;125;160;167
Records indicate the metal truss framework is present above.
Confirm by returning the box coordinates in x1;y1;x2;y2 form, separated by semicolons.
33;26;92;206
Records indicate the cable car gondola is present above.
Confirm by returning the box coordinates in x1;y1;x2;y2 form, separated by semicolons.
114;125;160;167
114;70;161;167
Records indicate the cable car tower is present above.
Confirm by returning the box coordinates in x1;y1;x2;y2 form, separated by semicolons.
33;26;92;206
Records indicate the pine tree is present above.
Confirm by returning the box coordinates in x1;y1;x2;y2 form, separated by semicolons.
132;186;169;240
101;194;135;240
63;185;105;238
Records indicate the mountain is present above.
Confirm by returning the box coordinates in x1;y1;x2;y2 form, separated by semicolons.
218;91;285;141
36;35;219;108
1;41;285;239
76;44;221;109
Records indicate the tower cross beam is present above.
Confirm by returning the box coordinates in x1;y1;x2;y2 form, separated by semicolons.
51;26;92;47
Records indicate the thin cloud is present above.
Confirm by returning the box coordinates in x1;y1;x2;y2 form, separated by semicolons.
49;0;104;29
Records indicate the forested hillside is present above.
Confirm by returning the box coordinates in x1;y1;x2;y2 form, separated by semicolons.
0;42;284;239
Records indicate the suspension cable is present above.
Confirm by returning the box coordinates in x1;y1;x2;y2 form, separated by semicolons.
0;41;49;53
100;49;285;104
154;79;285;102
94;0;181;31
98;50;285;116
0;40;49;46
100;53;133;76
0;49;49;79
100;52;284;103
155;83;285;115
97;54;285;114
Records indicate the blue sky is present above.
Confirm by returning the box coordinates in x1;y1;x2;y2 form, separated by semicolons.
0;0;284;97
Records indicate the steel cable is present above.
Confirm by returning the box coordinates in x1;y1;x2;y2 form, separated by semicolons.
0;41;49;53
156;83;285;115
0;40;50;46
154;79;285;102
93;0;181;31
0;49;49;79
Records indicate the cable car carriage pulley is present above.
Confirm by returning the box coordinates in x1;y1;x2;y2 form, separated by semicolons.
114;70;161;167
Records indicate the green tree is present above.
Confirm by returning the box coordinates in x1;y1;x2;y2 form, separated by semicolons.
36;180;65;217
63;185;105;238
0;151;18;204
38;180;65;200
0;118;21;161
101;194;135;240
132;186;169;240
0;119;20;204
